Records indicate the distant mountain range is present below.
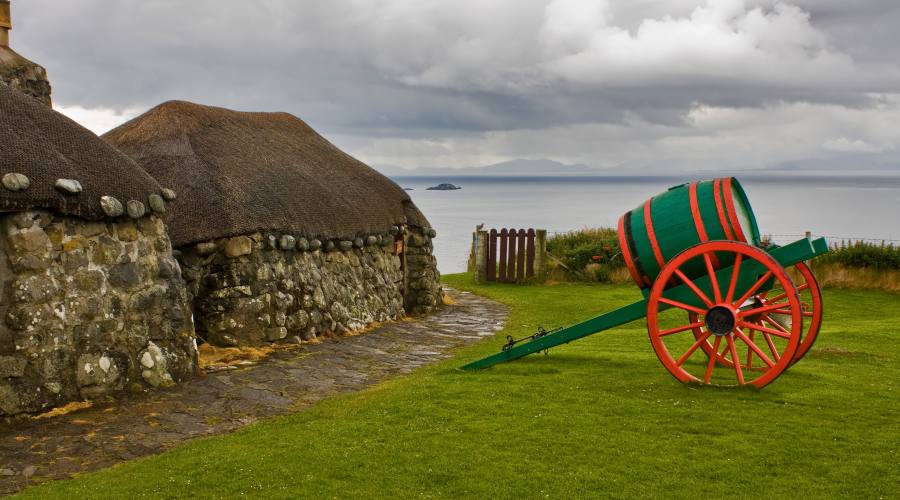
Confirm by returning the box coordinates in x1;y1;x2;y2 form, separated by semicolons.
374;158;607;177
373;156;900;178
771;153;900;173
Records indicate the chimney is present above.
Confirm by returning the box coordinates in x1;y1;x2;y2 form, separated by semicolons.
0;1;10;47
0;0;52;107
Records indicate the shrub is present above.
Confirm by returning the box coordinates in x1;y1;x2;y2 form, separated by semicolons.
816;240;900;270
547;228;624;282
587;263;610;282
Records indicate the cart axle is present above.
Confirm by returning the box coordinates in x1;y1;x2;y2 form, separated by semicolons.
705;305;736;335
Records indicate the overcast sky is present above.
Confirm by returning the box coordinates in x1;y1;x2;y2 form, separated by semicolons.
11;0;900;173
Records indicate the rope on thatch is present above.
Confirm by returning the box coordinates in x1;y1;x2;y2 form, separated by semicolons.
0;84;164;220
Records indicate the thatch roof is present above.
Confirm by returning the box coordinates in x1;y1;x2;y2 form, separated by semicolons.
0;83;164;220
103;100;429;247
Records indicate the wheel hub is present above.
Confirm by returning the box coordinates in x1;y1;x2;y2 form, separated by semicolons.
705;305;736;336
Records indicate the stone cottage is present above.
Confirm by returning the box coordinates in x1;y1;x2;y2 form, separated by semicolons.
0;1;51;106
103;101;442;347
0;84;196;416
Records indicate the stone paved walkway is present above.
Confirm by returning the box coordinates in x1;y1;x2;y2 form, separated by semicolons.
0;288;507;495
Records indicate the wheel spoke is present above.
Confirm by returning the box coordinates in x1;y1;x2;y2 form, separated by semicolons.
725;254;742;304
766;283;806;304
734;271;773;307
746;330;755;368
659;321;705;337
726;335;745;384
762;332;781;361
740;320;791;339
771;309;789;314
761;314;791;334
733;328;775;368
738;301;792;318
704;253;722;303
704;336;722;384
659;297;707;315
770;308;813;318
676;331;712;367
674;269;714;308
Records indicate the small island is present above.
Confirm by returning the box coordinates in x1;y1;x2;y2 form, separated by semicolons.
426;183;462;191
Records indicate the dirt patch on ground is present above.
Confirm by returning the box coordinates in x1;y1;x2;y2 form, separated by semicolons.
198;343;302;370
807;346;887;361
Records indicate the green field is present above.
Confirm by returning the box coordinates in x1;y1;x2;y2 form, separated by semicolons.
16;274;900;499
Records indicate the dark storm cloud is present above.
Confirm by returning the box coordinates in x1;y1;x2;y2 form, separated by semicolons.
8;1;900;171
791;0;900;62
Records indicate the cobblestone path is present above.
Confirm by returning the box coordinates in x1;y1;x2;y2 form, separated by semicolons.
0;288;506;495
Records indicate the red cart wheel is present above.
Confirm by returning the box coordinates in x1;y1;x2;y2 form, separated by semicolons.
647;241;803;388
689;261;822;367
783;262;822;363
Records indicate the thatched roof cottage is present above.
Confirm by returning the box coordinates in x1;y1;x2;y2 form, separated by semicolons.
0;85;196;416
104;101;442;347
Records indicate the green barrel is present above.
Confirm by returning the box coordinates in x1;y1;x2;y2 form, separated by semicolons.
617;177;760;290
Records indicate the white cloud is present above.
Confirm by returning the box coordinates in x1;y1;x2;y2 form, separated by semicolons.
823;137;891;153
540;0;852;87
346;0;899;92
54;105;139;135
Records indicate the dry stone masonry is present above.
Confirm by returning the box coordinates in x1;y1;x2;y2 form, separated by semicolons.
0;211;196;415
404;227;442;314
180;225;441;347
0;58;50;107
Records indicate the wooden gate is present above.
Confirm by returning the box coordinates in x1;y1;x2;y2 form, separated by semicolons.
487;228;535;282
471;227;547;284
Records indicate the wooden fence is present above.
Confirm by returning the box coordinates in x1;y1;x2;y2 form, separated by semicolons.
471;227;547;283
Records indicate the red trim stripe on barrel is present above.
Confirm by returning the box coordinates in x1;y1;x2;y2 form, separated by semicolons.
713;178;735;240
723;177;747;243
618;214;648;288
643;198;667;270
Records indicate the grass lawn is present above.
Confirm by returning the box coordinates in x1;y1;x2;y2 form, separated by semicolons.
16;274;900;499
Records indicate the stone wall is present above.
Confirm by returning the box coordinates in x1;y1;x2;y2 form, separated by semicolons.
0;210;196;416
179;226;442;347
180;232;404;346
0;53;51;107
404;227;442;314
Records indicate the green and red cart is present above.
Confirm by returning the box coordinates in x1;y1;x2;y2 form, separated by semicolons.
463;177;827;389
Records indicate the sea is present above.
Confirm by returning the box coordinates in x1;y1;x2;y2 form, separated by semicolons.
393;175;900;274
